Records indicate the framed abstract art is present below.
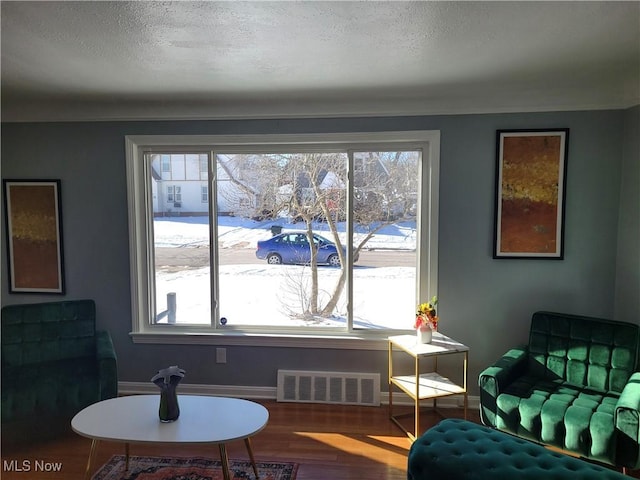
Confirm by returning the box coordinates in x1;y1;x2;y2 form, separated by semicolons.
3;179;65;293
493;129;569;259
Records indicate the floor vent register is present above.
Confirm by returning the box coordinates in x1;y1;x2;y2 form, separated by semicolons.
276;369;380;406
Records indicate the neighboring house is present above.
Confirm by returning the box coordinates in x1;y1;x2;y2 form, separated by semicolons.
288;156;391;205
275;168;346;221
150;152;396;219
150;153;258;217
353;153;390;190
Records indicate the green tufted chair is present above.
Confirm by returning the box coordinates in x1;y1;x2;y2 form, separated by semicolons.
479;311;640;470
1;299;118;444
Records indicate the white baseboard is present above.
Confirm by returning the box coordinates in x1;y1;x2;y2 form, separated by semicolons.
118;381;480;410
118;381;277;399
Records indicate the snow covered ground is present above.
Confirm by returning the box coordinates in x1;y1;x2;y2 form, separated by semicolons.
153;216;417;329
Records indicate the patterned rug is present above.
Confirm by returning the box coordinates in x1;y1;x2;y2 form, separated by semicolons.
92;455;298;480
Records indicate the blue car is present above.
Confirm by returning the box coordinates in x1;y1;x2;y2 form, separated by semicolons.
256;232;357;266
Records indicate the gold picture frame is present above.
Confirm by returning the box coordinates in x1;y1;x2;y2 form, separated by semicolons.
494;129;569;259
3;179;65;293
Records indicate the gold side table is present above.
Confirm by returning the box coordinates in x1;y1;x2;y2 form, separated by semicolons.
388;333;469;440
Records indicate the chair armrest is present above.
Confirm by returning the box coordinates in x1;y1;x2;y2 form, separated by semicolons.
478;346;528;427
96;330;118;400
615;372;640;468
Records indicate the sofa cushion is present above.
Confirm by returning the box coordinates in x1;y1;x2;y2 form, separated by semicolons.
1;357;100;422
528;312;637;393
497;376;619;463
2;300;97;367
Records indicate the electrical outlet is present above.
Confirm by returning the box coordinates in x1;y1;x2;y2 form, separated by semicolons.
216;347;227;364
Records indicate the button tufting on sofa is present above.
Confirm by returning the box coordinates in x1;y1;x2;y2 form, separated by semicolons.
1;300;118;445
479;311;640;470
408;419;628;480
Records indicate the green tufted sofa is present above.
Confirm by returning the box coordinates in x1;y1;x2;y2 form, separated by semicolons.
479;311;640;469
1;299;118;444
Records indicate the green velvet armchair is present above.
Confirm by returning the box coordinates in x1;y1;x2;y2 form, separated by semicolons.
1;299;118;444
479;311;640;470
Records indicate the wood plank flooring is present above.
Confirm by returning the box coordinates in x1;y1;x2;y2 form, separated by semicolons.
1;400;477;480
4;400;639;479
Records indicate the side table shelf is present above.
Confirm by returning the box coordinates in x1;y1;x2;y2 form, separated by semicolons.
391;373;466;399
388;333;469;440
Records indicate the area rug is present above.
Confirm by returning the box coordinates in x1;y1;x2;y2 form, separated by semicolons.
92;455;298;480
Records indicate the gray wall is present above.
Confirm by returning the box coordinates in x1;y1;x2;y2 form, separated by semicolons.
2;108;637;396
615;105;640;322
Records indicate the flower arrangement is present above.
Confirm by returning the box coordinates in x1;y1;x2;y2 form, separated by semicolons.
415;296;438;331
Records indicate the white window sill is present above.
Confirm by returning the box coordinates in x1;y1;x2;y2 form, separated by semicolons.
129;329;403;350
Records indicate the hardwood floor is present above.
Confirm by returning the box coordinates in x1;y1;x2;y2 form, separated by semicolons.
1;400;478;480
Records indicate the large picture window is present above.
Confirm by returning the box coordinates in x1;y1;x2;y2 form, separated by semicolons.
126;132;439;345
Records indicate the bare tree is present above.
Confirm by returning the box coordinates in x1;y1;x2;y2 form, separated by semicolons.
217;150;418;320
281;153;346;315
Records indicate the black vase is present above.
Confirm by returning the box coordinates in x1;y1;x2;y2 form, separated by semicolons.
151;366;185;422
158;383;180;422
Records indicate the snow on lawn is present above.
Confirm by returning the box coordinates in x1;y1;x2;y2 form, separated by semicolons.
154;216;417;250
154;216;417;328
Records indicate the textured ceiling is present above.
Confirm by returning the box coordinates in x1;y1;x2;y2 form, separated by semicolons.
1;1;638;122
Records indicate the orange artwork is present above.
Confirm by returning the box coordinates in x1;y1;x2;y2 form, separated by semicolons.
4;181;65;292
494;130;568;259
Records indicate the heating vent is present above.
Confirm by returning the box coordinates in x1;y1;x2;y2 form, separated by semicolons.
277;370;380;406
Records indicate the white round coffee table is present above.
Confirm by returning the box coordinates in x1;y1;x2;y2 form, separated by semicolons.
71;395;269;480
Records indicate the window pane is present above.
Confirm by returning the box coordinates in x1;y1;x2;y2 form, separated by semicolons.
199;154;208;180
171;154;186;180
352;151;419;329
161;154;171;173
149;153;212;325
216;152;348;328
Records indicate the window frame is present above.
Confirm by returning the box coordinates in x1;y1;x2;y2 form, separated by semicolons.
125;131;440;349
